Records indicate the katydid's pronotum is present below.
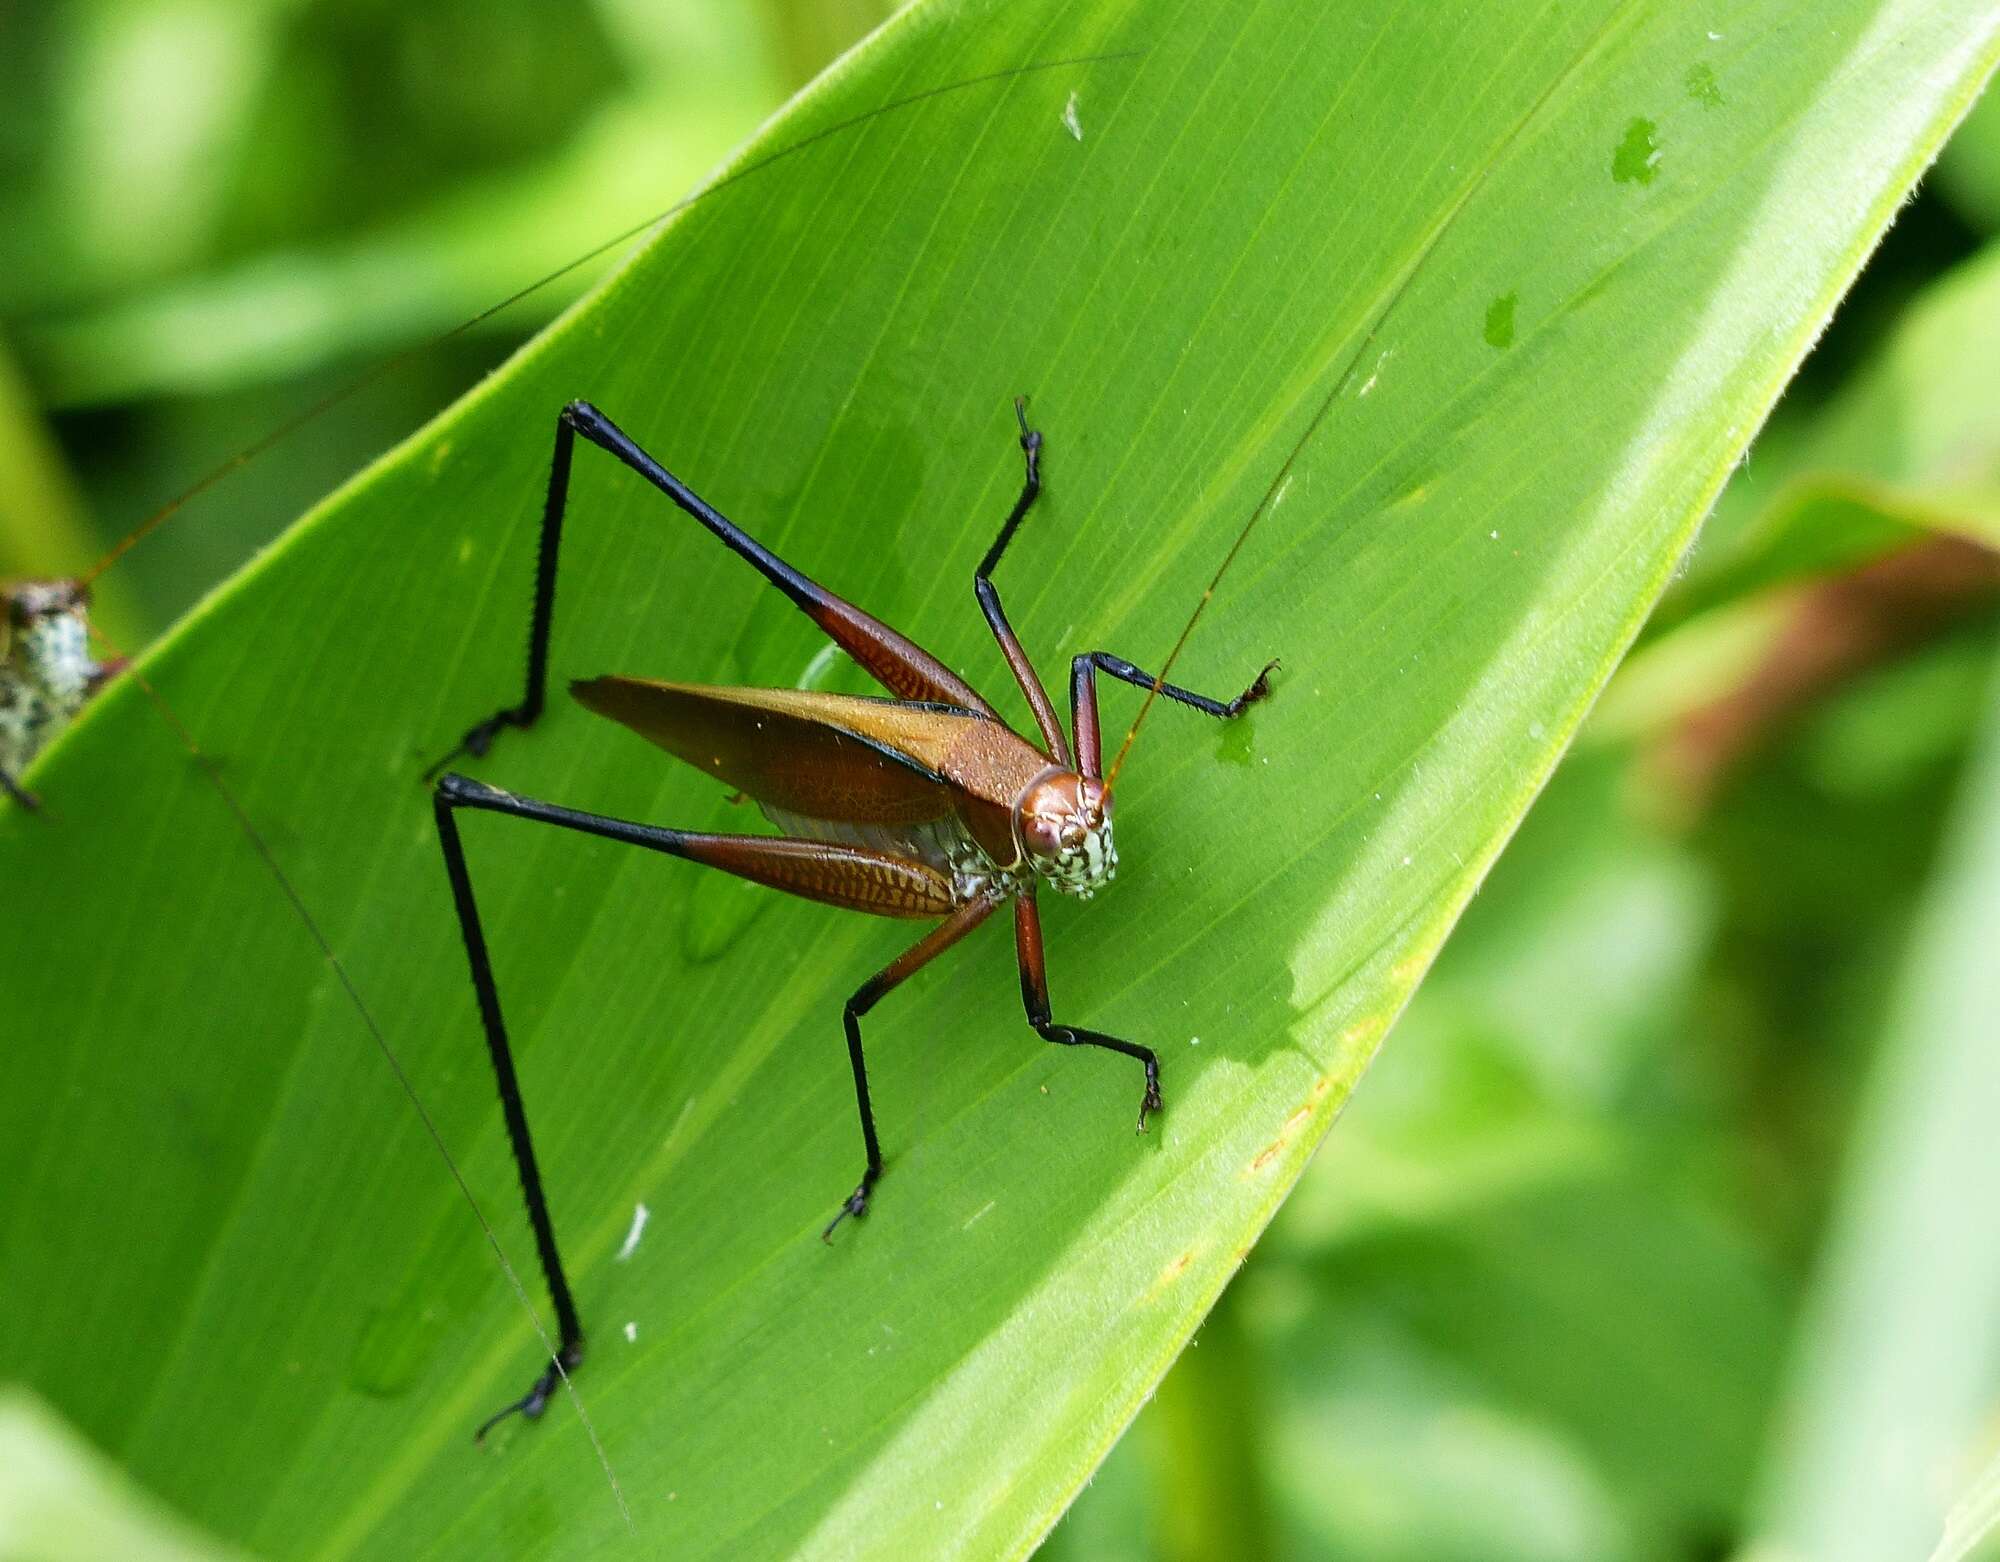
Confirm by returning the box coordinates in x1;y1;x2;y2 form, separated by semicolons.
430;398;1276;1436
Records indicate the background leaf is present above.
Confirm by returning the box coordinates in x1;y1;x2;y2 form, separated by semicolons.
1745;641;2000;1562
1645;236;2000;648
3;2;1996;1558
0;1390;249;1562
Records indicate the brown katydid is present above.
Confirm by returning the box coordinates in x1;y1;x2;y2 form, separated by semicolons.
428;398;1276;1436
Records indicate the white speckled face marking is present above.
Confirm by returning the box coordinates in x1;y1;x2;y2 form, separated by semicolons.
1017;771;1118;900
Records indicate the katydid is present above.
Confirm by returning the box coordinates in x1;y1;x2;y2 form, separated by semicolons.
430;399;1276;1435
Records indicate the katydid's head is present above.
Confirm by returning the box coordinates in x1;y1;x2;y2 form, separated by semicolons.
1018;771;1117;900
6;578;87;631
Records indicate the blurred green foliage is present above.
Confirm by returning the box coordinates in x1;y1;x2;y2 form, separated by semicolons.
0;1389;249;1562
1;4;1996;1560
0;0;892;636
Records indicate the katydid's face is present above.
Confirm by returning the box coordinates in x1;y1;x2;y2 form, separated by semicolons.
1018;772;1117;899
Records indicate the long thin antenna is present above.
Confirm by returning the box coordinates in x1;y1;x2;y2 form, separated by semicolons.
89;626;631;1527
1107;12;1620;785
1105;465;1288;790
80;49;1139;589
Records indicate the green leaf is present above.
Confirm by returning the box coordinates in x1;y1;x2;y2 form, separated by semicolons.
1299;1170;1788;1530
1644;234;2000;647
1938;82;2000;231
1932;1448;2000;1562
1591;235;2000;754
1746;643;2000;1561
0;1389;251;1562
4;3;1995;1557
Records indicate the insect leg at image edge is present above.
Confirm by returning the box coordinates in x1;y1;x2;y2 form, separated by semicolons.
432;400;1275;1435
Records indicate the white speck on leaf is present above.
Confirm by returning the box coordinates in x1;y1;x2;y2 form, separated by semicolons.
1062;91;1083;141
623;1321;638;1343
614;1202;650;1262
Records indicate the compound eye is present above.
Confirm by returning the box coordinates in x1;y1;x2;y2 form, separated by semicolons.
1023;814;1064;859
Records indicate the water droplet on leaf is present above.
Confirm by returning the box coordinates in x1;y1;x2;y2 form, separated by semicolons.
1612;118;1663;184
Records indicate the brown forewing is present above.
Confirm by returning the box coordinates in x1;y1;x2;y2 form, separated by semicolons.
570;678;1052;829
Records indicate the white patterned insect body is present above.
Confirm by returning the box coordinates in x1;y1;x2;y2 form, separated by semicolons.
2;580;105;806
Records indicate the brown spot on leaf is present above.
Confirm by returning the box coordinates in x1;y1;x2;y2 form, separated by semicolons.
1248;1103;1315;1175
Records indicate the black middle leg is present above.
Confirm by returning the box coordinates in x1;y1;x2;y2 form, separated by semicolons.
824;894;1000;1239
1012;892;1161;1132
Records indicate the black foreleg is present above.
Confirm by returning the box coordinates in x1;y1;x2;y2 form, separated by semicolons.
1068;652;1275;778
